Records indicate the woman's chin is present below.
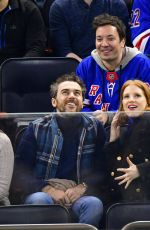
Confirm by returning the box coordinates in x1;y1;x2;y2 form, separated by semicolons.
125;110;144;117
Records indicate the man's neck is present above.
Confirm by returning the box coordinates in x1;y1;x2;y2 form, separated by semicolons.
0;0;9;12
83;0;93;6
102;48;125;71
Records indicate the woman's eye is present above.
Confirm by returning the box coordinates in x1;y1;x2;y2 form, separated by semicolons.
123;95;129;99
135;94;141;97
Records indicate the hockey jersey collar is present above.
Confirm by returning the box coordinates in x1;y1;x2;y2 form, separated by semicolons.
91;46;141;71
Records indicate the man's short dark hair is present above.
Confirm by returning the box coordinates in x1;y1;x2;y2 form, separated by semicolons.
93;13;126;41
50;72;86;98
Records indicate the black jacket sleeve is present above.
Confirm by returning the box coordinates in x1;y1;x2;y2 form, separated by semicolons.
24;1;46;57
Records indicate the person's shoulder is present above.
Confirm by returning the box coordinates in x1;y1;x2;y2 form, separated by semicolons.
78;55;96;68
18;0;39;11
133;53;150;69
133;0;148;7
32;115;53;126
124;47;150;66
82;55;94;62
134;53;150;62
141;112;150;124
111;0;127;7
0;131;12;145
51;0;72;8
50;0;75;17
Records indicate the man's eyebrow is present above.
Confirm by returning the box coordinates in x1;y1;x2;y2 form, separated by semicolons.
74;89;82;92
107;35;114;37
61;89;82;92
61;89;69;91
96;35;114;38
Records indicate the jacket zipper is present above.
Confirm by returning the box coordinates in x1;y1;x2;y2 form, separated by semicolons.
77;128;86;184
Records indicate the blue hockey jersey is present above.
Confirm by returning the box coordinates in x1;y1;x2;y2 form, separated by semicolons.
76;47;150;112
131;0;150;55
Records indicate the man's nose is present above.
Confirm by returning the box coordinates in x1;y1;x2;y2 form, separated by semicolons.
101;39;109;46
68;91;75;98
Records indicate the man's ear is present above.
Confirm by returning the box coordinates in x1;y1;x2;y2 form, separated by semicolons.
51;98;57;108
121;38;126;48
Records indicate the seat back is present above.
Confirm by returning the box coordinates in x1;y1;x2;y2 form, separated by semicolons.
122;221;150;230
0;223;98;230
0;57;79;112
13;114;48;151
106;203;150;230
0;205;70;224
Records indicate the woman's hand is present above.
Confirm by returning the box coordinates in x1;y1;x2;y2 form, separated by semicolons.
93;110;108;125
109;112;121;142
115;157;140;189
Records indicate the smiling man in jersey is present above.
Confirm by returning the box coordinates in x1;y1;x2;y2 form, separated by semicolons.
76;13;150;124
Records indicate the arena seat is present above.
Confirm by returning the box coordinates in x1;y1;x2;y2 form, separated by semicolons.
122;221;150;230
106;203;150;230
0;205;70;224
0;57;79;112
0;223;98;230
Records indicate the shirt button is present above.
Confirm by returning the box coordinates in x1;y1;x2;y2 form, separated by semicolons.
136;188;141;193
111;172;115;177
129;154;133;158
145;158;149;162
117;156;122;161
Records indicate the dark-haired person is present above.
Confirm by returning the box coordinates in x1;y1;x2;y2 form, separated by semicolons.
104;80;150;202
76;14;150;124
49;0;129;62
13;73;106;228
0;0;46;65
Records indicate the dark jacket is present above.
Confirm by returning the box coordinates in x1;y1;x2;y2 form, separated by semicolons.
0;0;46;64
104;113;150;203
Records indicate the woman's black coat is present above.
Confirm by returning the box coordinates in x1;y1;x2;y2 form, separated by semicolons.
104;113;150;203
